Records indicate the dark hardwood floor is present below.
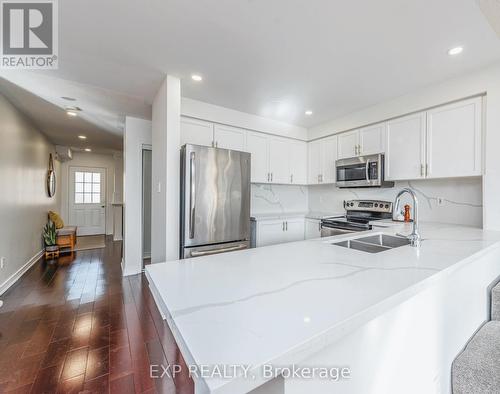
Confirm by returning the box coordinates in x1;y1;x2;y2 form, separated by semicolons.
0;238;194;394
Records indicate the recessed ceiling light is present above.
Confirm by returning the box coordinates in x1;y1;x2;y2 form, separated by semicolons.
84;148;92;152
191;74;203;82
66;111;78;117
78;135;87;140
448;46;464;56
305;110;313;116
61;96;76;101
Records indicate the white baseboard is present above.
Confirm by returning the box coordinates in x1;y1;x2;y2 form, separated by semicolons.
0;250;43;295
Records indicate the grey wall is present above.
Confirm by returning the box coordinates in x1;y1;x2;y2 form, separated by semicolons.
0;93;60;291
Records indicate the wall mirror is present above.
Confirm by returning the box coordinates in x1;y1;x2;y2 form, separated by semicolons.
47;154;56;198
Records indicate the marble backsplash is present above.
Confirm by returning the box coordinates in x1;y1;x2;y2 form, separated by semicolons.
251;177;483;227
308;177;483;227
251;184;309;214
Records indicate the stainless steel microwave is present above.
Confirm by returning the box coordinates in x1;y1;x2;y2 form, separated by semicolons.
335;153;394;188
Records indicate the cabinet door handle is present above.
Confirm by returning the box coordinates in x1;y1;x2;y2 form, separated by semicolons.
317;174;320;183
318;222;321;231
425;164;428;177
271;173;273;182
282;221;285;231
285;221;288;231
215;141;218;148
267;173;270;182
420;164;424;177
290;174;293;183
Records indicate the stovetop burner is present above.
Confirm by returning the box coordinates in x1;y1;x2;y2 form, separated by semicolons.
321;200;394;233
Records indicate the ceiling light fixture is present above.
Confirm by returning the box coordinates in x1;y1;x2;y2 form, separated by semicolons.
448;46;464;56
84;148;92;152
305;110;313;116
65;106;81;117
78;135;87;140
191;74;203;82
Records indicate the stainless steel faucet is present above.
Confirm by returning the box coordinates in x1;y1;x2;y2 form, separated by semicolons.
394;188;421;247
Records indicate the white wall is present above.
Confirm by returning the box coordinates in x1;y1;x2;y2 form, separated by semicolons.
251;184;309;215
182;97;308;141
0;93;61;294
152;75;181;262
309;177;483;227
308;62;500;230
60;151;121;235
123;116;152;276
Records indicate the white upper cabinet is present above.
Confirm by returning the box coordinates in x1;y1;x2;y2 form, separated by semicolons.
180;117;214;147
246;131;269;183
321;136;338;183
386;112;427;181
213;124;246;151
338;130;359;159
268;137;290;184
307;136;337;184
308;140;322;184
359;123;386;156
288;141;307;184
426;97;482;179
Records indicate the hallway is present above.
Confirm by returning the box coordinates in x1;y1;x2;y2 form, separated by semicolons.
0;239;194;394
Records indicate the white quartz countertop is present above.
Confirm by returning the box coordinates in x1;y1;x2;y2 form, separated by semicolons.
145;222;500;394
251;211;344;221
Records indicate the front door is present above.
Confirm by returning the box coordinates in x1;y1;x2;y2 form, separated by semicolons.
69;167;106;236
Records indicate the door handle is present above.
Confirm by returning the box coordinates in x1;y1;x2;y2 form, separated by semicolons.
190;244;248;257
365;159;370;182
189;151;196;239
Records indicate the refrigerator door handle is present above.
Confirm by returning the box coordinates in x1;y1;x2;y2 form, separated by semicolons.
189;151;196;239
190;243;248;257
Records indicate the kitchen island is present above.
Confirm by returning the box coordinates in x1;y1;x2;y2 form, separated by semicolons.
145;222;500;394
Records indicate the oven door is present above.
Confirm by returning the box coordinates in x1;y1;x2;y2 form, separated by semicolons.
336;154;382;188
321;226;358;237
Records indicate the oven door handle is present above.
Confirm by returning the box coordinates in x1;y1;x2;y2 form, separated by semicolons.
365;159;370;182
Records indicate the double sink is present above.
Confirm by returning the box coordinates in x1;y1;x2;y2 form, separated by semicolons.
332;234;410;253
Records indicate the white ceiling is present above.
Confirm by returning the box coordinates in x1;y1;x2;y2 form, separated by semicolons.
1;0;500;147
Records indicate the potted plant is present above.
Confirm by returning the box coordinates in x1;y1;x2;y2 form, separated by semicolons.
43;220;58;253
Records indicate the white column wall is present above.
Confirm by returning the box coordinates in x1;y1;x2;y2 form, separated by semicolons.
152;75;181;263
123;116;152;276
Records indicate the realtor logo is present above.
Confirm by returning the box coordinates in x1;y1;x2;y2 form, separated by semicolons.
1;0;58;68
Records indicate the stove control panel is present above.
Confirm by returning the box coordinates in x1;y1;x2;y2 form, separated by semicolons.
344;200;393;213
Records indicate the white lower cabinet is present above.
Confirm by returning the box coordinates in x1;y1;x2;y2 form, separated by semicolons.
305;219;321;239
284;218;306;243
256;217;305;247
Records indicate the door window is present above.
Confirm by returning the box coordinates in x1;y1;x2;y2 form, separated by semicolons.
74;171;101;204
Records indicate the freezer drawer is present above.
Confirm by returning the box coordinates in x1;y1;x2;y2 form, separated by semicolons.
182;240;250;259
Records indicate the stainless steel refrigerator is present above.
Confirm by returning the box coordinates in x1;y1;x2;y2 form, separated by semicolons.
180;144;251;259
